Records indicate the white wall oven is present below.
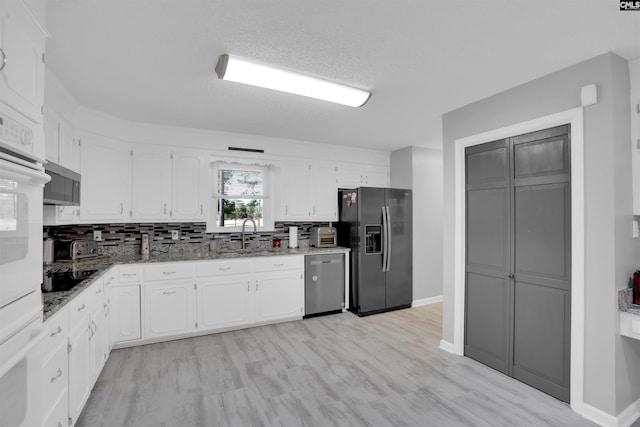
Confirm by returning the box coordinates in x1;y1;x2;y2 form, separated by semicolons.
0;104;50;426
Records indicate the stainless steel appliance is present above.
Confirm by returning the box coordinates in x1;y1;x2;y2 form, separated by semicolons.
305;253;345;317
54;239;99;261
42;266;98;293
338;187;412;316
309;226;337;248
43;161;80;206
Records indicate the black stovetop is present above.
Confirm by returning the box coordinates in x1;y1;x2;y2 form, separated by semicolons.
42;267;98;293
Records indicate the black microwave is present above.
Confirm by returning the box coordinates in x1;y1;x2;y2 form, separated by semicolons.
44;162;80;206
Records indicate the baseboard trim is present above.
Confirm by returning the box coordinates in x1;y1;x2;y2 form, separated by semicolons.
412;295;443;307
616;397;640;427
439;339;457;354
581;402;619;427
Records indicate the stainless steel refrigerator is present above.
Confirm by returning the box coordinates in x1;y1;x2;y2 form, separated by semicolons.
338;187;412;316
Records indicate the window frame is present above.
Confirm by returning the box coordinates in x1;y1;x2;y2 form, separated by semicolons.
208;162;274;233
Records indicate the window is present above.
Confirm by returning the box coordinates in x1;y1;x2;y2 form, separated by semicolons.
210;163;273;231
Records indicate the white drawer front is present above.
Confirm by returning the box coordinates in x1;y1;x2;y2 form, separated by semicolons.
68;288;92;326
118;265;144;283
43;307;68;352
41;341;68;417
145;263;194;281
253;256;303;273
196;259;251;277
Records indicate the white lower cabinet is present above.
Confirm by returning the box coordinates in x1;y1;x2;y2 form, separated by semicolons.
67;316;92;424
109;283;142;344
145;280;196;339
254;270;304;323
197;274;253;332
40;306;69;427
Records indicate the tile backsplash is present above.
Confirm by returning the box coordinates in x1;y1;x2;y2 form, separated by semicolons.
44;222;330;257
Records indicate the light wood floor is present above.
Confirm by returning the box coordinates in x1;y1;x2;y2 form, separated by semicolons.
77;303;596;427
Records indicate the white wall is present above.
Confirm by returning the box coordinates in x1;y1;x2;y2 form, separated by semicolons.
391;146;443;302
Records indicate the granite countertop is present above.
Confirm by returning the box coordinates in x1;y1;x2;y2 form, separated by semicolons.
618;287;640;315
42;246;350;321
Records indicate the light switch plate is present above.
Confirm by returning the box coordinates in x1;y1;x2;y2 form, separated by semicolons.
93;230;102;241
171;230;179;240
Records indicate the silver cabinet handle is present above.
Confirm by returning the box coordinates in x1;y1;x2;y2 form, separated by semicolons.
0;48;6;72
164;203;167;214
219;267;231;272
77;304;86;312
255;281;259;291
50;326;62;337
96;288;102;295
200;204;203;215
163;290;176;295
162;271;176;276
120;202;124;214
122;272;137;277
50;368;63;383
104;303;110;316
247;282;250;292
273;263;284;267
92;320;97;333
88;324;93;340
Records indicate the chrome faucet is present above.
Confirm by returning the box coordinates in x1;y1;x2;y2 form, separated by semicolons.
241;218;257;249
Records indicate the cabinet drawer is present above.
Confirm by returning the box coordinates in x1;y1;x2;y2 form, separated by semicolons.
43;307;68;352
68;288;93;326
145;263;194;281
253;256;303;272
41;341;68;418
118;265;144;283
196;259;251;277
42;389;68;427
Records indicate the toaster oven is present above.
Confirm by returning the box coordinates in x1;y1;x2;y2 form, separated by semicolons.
310;226;337;248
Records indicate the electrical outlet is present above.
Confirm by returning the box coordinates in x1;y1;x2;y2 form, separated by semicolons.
93;230;102;241
171;230;179;240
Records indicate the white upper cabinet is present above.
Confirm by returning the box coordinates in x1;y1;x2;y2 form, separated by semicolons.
79;134;130;222
131;146;208;221
172;150;208;220
276;161;337;221
0;0;46;124
131;146;172;220
44;107;80;172
278;162;311;220
310;163;338;220
336;163;389;188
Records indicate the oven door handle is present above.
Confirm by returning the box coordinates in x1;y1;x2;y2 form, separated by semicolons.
0;328;47;378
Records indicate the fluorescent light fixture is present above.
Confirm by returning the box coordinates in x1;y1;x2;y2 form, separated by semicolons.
215;54;370;108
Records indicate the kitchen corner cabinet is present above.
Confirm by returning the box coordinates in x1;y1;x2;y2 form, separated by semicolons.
336;163;389;188
143;263;196;339
0;0;46;125
79;135;130;222
276;161;337;221
105;266;143;346
131;146;208;221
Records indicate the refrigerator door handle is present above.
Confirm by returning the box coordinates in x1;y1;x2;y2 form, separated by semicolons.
385;206;391;271
382;206;388;272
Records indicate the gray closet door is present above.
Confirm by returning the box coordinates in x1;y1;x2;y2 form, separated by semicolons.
464;139;511;375
511;125;571;402
465;125;571;403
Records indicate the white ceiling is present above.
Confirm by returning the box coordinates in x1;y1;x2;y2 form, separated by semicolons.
44;0;640;152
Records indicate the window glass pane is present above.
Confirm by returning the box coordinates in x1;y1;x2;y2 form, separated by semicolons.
218;169;263;196
216;198;264;228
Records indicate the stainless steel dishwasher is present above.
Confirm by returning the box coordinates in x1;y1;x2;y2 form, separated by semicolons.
305;253;345;317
